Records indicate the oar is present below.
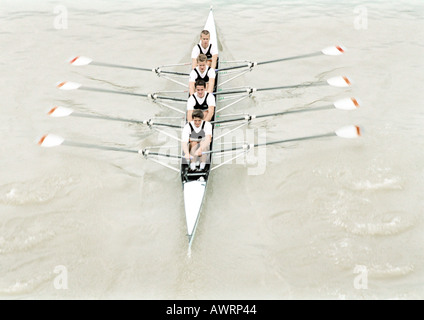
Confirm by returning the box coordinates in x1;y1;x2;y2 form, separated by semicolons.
214;76;353;96
47;106;182;129
56;81;187;102
212;97;360;125
68;56;190;76
205;125;361;155
37;134;182;159
217;46;346;72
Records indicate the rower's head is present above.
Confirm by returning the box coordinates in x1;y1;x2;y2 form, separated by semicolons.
195;79;206;97
200;30;210;48
197;54;208;73
192;109;204;127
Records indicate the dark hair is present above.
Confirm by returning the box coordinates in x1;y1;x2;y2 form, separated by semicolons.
195;79;206;88
192;109;204;119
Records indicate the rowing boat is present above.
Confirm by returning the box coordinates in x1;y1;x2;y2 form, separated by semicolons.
39;8;362;250
181;9;219;247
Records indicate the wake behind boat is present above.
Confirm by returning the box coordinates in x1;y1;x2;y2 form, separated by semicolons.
39;8;362;250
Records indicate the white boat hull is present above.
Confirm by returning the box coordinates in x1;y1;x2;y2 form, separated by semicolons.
183;180;207;243
182;9;218;247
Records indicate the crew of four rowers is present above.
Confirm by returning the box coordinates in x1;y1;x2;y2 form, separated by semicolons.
182;29;218;171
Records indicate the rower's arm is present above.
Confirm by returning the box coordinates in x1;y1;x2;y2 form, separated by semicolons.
211;54;218;70
207;78;215;93
182;141;190;158
187;110;193;122
204;106;215;122
199;135;212;155
191;58;197;69
189;82;195;96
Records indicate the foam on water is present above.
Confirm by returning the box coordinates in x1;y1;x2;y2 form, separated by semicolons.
0;176;75;206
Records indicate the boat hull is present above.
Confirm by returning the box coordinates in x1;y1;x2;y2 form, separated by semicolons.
181;9;218;246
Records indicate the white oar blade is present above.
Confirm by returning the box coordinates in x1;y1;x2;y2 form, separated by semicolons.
56;81;82;90
38;134;65;147
327;76;353;88
334;97;360;110
335;125;361;139
48;106;74;117
69;56;92;66
322;45;346;56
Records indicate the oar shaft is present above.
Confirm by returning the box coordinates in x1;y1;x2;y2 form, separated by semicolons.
256;82;327;92
90;62;189;76
80;86;148;98
70;113;181;128
256;105;334;118
211;105;335;125
154;95;187;102
63;141;139;154
146;152;182;159
255;133;335;147
79;87;186;102
207;132;336;154
257;51;321;65
71;113;144;124
217;64;250;72
91;61;151;72
214;81;327;96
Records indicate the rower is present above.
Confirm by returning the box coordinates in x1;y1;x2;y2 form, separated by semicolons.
189;54;216;95
182;109;212;171
191;29;218;70
186;79;215;122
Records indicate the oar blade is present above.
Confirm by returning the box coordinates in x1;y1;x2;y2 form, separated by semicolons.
48;106;74;117
335;125;361;139
57;81;82;90
321;45;346;56
333;97;360;110
38;134;65;147
69;56;93;66
327;76;353;88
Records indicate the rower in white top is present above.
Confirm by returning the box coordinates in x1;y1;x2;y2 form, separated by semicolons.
189;54;216;95
186;79;216;122
191;29;218;70
182;109;213;171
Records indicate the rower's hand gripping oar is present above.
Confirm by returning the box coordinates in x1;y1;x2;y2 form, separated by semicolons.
48;106;182;129
217;45;346;72
56;81;186;103
68;56;190;76
204;125;362;155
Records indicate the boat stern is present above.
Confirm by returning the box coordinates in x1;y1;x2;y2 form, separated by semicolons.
183;180;207;245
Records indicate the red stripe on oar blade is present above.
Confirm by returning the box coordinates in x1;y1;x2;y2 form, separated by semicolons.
48;107;58;115
352;98;359;107
356;126;361;136
336;46;344;53
38;135;47;146
69;56;79;64
57;82;66;88
343;76;351;85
